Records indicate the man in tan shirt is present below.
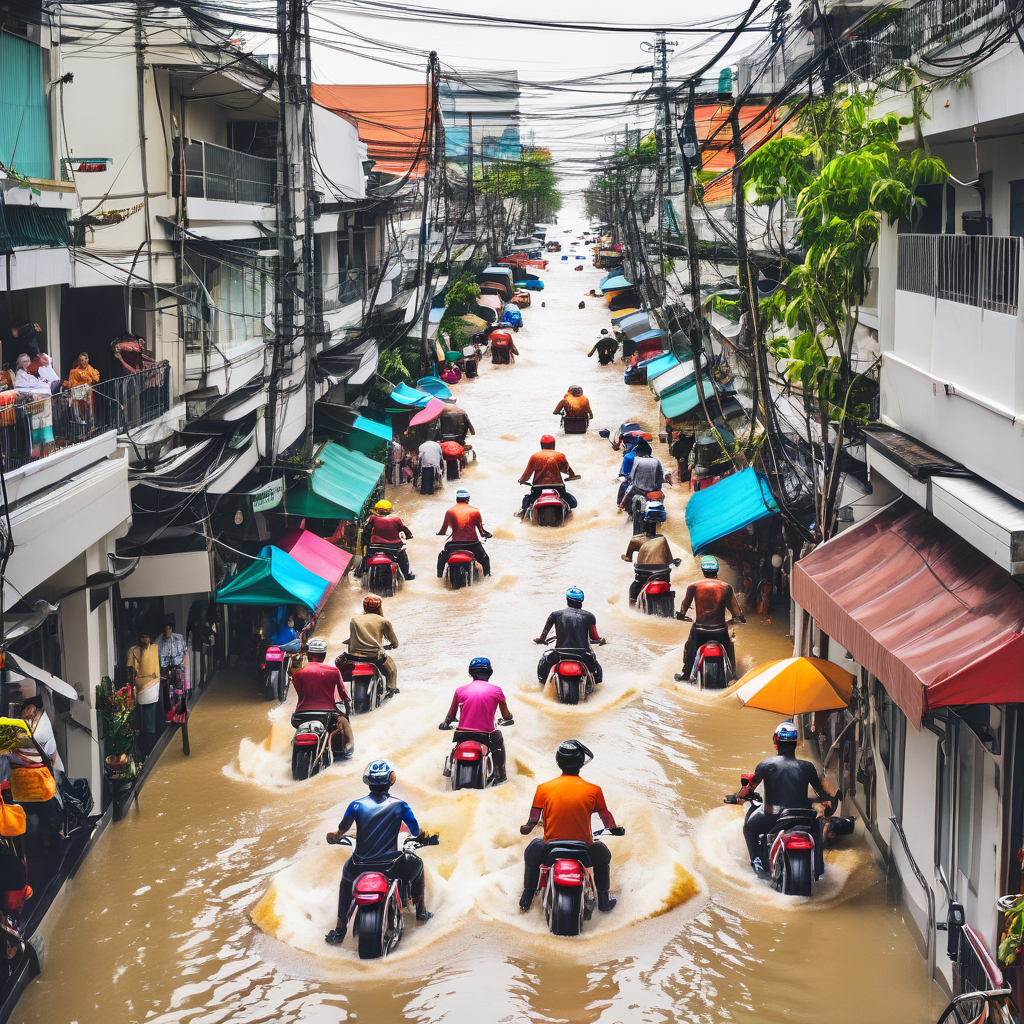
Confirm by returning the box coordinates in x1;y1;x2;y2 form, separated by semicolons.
346;595;400;693
622;515;681;606
127;632;162;754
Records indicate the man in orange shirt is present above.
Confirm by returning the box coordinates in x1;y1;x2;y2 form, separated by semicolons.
517;435;580;515
552;385;593;424
436;489;493;577
518;740;625;913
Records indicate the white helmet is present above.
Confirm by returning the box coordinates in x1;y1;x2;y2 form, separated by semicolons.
306;637;328;656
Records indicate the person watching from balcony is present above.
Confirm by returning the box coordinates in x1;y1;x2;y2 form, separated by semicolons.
112;333;155;374
64;353;100;390
32;354;59;394
13;355;48;397
14;354;54;456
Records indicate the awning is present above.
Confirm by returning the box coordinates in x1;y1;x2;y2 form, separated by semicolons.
216;545;330;610
792;498;1024;726
283;441;384;519
346;415;392;455
417;376;452;400
387;383;432;408
278;528;351;604
119;550;214;599
602;275;631;292
5;652;78;701
642;352;679;379
633;329;666;345
660;376;716;420
685;468;779;554
410;397;446;426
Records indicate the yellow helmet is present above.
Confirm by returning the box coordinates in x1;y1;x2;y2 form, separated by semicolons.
374;499;392;513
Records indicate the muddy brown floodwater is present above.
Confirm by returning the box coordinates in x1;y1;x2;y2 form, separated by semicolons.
15;216;947;1024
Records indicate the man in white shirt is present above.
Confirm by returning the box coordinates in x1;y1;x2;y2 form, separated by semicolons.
34;353;60;393
418;438;444;494
13;354;49;396
13;696;64;773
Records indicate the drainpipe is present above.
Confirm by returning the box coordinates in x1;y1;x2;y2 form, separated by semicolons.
135;3;154;316
889;815;936;983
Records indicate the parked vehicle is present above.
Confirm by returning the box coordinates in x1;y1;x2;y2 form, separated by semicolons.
500;304;523;331
513;289;531;307
334;832;440;959
291;703;351;780
362;547;405;598
725;784;852;897
538;829;619;935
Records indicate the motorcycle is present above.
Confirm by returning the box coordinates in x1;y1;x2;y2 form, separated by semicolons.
629;492;666;535
441;543;482;590
634;568;675;617
336;649;392;714
331;832;440;959
261;644;288;702
362;546;405;598
561;412;588;435
725;783;852;897
522;484;573;527
440;719;512;789
539;637;600;704
440;441;465;481
538;828;619;936
291;702;352;780
678;614;733;689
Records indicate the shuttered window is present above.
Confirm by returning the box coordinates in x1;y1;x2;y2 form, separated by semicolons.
0;30;52;180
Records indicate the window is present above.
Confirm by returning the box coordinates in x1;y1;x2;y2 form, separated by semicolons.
0;31;52;180
877;686;906;821
1010;180;1024;239
182;250;274;354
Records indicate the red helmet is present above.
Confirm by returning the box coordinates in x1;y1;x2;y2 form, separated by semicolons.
540;434;556;448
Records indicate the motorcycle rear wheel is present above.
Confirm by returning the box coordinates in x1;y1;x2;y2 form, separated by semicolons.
291;745;317;781
354;679;370;714
357;903;386;959
701;659;727;690
264;669;280;702
782;848;813;897
550;887;583;936
535;506;563;528
448;564;468;590
277;671;289;703
454;762;480;790
560;678;580;705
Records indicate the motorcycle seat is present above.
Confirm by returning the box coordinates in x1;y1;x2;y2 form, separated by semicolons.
770;808;819;830
290;709;337;728
543;841;592;866
446;551;475;564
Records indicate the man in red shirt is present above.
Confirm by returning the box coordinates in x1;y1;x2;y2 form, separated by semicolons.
436;489;493;577
517;435;580;515
290;638;354;756
360;499;415;580
519;740;624;913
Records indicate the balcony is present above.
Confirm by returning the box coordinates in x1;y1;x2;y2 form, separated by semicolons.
172;138;276;206
0;362;172;473
322;269;366;312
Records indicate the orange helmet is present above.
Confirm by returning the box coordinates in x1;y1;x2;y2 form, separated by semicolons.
362;595;382;613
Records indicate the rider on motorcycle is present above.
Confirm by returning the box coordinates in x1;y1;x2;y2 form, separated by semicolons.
436;489;493;578
438;403;475;445
518;435;580;515
552;385;593;425
622;505;681;604
734;722;832;873
361;500;415;580
344;595;400;696
518;740;625;913
324;759;434;945
618;447;664;512
439;657;513;784
534;587;606;685
674;556;745;681
291;638;354;756
615;435;652;507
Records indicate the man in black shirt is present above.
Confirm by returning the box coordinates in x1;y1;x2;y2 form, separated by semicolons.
534;587;606;684
735;721;830;870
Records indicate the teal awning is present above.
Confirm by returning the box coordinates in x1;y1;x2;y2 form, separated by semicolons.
602;275;632;292
346;415;391;456
1;33;52;180
388;383;432;408
642;352;679;380
417;376;452;399
660;376;716;420
216;545;330;609
284;442;384;519
685;468;779;554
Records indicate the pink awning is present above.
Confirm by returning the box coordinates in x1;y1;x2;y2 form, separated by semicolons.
792;498;1024;726
410;397;446;426
278;528;351;606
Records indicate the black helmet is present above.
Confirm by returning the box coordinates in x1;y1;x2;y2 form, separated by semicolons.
555;739;593;773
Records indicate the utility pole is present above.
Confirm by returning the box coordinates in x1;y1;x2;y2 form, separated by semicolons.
302;4;317;456
467;111;476;238
135;2;154;328
418;52;438;376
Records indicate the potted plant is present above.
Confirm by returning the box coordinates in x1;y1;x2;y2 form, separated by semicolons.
96;676;138;779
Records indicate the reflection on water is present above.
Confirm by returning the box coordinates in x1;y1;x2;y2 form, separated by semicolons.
14;217;946;1024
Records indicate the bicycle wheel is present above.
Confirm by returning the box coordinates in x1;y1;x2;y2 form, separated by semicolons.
934;994;997;1024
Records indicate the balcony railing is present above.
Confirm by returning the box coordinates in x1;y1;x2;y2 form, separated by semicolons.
172;138;276;206
0;362;171;472
897;233;1021;315
322;269;366;312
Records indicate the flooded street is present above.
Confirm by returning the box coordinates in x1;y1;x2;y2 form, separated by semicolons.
15;234;944;1024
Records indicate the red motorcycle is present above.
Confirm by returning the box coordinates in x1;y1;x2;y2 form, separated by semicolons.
362;547;404;598
537;828;620;936
524;486;572;527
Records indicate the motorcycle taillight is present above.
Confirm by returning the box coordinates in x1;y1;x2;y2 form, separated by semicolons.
293;733;319;746
783;834;815;850
350;665;374;677
266;646;284;661
552;859;584;887
453;741;483;761
557;662;583;677
702;644;724;657
354;872;389;895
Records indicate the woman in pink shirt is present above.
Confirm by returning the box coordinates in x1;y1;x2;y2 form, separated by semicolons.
439;658;514;783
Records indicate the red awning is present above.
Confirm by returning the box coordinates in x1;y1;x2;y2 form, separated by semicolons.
792;498;1024;726
278;528;351;607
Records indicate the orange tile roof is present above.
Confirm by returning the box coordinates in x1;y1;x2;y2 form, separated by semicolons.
311;84;431;177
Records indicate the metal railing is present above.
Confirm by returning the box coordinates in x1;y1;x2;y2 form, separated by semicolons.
897;233;1021;315
172;138;276;206
0;362;171;472
955;923;1007;997
321;270;366;311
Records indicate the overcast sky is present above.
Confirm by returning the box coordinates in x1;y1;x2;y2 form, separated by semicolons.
303;0;763;195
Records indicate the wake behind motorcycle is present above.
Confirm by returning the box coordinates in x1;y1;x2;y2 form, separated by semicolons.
329;832;440;959
539;637;600;704
291;703;352;780
724;783;853;896
441;542;484;589
537;828;620;936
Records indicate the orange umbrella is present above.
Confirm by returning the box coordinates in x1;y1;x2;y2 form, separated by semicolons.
733;658;854;716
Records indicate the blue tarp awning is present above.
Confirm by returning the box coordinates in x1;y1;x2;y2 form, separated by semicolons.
417;376;452;399
602;275;632;292
685;468;780;554
216;545;330;609
388;383;432;408
633;329;667;344
639;352;678;376
660;376;716;420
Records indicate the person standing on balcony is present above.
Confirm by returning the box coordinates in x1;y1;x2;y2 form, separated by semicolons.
13;354;53;456
127;632;161;756
111;334;155;374
64;353;100;389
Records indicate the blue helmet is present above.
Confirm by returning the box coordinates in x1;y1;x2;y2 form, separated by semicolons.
456;489;471;501
566;586;585;605
773;722;799;745
644;500;667;523
469;656;493;678
363;759;397;788
700;555;720;574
